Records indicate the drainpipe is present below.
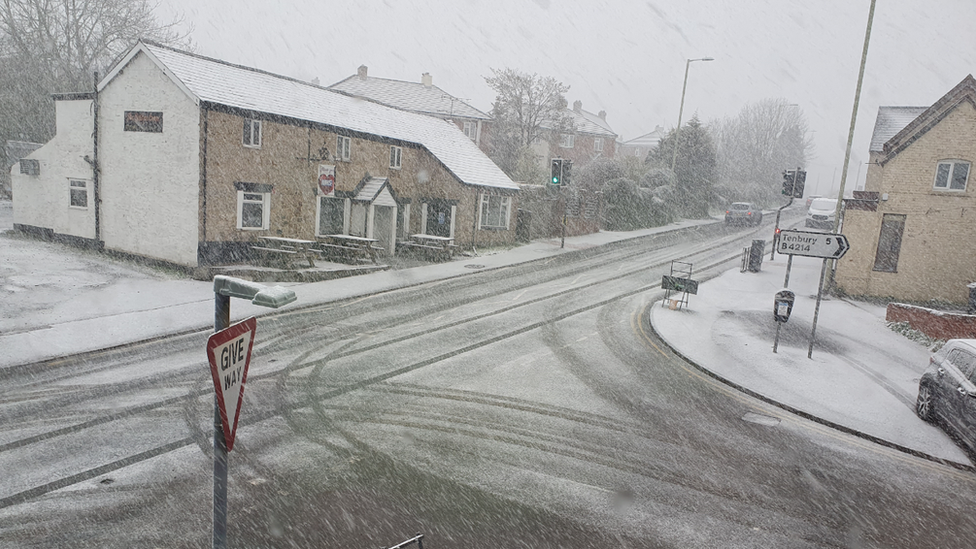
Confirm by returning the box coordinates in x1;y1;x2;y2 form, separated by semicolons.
92;71;101;248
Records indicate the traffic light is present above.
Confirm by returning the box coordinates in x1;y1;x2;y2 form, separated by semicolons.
562;160;572;186
782;170;795;196
793;170;806;198
550;159;563;186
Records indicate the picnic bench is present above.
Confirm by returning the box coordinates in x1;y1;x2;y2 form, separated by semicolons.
398;233;457;261
317;234;381;264
251;236;318;268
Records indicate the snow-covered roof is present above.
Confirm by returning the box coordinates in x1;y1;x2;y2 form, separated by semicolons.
354;177;387;202
329;73;490;121
541;103;617;138
101;42;517;192
622;127;666;147
869;107;927;152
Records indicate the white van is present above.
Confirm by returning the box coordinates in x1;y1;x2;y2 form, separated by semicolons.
805;198;837;230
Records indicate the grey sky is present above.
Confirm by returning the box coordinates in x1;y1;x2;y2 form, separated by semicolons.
158;0;975;197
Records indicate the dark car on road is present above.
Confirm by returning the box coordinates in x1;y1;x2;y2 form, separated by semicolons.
725;202;762;225
916;339;976;456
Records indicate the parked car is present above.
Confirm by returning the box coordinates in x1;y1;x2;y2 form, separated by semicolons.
805;198;837;229
725;202;762;225
916;339;976;456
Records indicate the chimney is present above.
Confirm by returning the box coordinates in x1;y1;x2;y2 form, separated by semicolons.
598;110;606;120
573;100;582;113
357;65;368;79
421;72;432;88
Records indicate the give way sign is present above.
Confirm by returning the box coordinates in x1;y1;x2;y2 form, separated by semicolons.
206;317;257;451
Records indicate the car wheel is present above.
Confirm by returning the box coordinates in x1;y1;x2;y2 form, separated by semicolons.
916;384;935;421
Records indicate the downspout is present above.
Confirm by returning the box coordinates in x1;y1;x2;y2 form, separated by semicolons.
472;191;479;255
201;106;209;260
92;71;101;248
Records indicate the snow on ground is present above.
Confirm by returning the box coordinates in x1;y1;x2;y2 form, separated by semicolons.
651;253;971;464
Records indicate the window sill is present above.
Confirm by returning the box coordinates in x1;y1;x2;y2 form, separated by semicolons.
68;205;89;210
239;226;268;231
478;225;509;231
243;144;262;149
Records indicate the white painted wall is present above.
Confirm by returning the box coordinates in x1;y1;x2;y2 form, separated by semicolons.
98;51;201;266
11;99;96;239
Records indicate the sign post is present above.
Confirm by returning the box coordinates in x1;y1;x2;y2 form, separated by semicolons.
773;230;850;358
209;276;296;549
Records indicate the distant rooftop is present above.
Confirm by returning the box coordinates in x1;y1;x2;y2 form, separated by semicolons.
329;67;490;121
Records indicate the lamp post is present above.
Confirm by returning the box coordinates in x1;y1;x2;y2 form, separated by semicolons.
670;57;714;172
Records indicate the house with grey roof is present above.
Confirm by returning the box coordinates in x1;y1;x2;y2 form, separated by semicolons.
834;75;976;304
533;100;618;170
11;41;519;272
329;66;492;153
617;126;666;160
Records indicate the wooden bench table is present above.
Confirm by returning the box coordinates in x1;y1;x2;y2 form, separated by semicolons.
253;236;318;268
318;234;380;264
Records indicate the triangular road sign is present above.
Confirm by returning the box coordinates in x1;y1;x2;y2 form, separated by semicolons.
206;317;257;451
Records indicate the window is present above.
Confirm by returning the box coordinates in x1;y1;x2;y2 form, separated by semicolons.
337;136;351;161
317;197;345;236
235;182;272;230
19;159;39;175
948;349;976;380
479;194;511;229
872;214;906;273
69;179;88;208
243;118;262;148
594;138;604;152
933;160;970;191
123;111;163;132
390;146;402;169
559;133;575;148
463;121;476;140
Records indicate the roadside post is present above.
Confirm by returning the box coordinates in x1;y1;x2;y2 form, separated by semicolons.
772;289;795;353
774;230;850;358
210;276;296;549
771;167;805;261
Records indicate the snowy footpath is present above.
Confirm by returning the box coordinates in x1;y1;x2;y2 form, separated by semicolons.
650;253;973;466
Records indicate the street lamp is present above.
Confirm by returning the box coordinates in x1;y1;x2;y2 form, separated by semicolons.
669;57;714;172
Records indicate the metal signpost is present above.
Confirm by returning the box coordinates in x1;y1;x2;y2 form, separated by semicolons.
209;276;296;549
773;230;850;358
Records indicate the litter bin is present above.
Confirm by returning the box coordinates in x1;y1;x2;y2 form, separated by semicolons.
748;240;765;272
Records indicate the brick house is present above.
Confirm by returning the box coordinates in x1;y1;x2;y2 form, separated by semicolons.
11;41;518;271
834;75;976;304
328;66;492;154
534;100;618;168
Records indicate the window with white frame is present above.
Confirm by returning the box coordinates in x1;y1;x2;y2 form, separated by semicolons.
933;160;970;191
594;138;604;152
243;118;262;148
463;121;476;140
69;179;88;208
235;182;272;230
559;133;575;148
390;145;402;169
479;194;511;229
337;135;351;161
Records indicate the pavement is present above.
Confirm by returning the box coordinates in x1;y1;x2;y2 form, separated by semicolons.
2;198;970;468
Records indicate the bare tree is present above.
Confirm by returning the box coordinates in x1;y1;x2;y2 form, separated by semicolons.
713;98;813;207
484;68;572;181
0;0;189;147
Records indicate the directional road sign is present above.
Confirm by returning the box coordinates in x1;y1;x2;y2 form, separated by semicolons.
206;316;257;451
777;230;850;259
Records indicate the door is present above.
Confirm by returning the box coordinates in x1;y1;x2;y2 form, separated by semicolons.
373;205;395;256
942;349;976;437
425;200;453;238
